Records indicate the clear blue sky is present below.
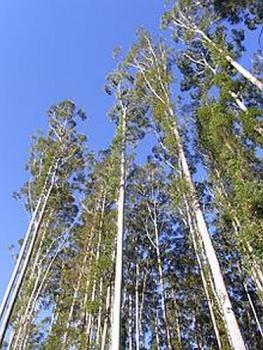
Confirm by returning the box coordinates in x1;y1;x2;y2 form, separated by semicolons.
0;0;260;302
0;0;164;300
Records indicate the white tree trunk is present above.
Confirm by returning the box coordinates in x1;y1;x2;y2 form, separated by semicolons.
96;277;103;346
154;295;161;350
184;196;222;349
172;13;263;91
135;263;140;350
133;35;245;350
128;294;133;350
0;164;58;346
0;163;57;324
101;284;111;350
111;108;126;350
138;267;147;348
195;26;263;90
168;110;246;350
150;202;173;350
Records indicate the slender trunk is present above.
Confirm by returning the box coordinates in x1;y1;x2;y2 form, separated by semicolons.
111;108;126;350
167;107;245;350
101;250;115;350
61;276;82;349
138;267;147;348
184;195;222;349
86;195;105;343
0;164;58;347
62;191;105;350
228;91;248;112
101;285;111;350
193;26;263;90
128;294;133;350
0;163;57;324
12;265;44;350
153;295;161;350
171;13;263;90
17;235;71;350
237;264;263;339
244;283;263;340
134;37;245;350
96;277;103;346
135;263;140;350
152;204;173;350
86;257;99;341
14;214;79;350
10;215;52;349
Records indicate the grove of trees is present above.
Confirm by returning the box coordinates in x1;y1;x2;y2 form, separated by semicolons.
0;1;262;349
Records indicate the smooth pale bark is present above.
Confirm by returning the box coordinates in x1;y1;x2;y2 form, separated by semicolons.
138;267;147;348
128;294;133;350
101;250;115;350
171;12;263;91
111;107;127;350
12;265;44;350
144;190;173;350
153;294;161;350
244;283;263;340
151;203;172;350
133;43;245;348
12;214;80;350
17;230;73;350
9;219;51;349
86;195;105;344
0;163;57;324
134;40;245;347
0;164;58;347
61;278;82;349
183;52;251;114
228;91;248;112
13;221;76;349
183;196;222;349
101;285;111;350
169;112;245;349
135;263;140;350
61;192;105;348
236;264;263;339
96;277;103;346
86;250;101;342
81;192;105;336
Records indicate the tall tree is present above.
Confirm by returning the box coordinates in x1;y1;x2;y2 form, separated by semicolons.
126;30;246;349
0;100;87;348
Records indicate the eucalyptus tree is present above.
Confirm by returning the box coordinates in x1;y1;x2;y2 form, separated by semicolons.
0;100;87;348
161;0;263;91
124;161;175;349
169;6;263;301
201;0;263;29
125;30;246;349
123;158;224;349
105;62;148;349
42;149;118;350
172;34;262;308
196;100;263;293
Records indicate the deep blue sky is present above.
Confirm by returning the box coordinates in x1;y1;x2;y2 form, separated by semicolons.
0;1;260;302
0;0;164;299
